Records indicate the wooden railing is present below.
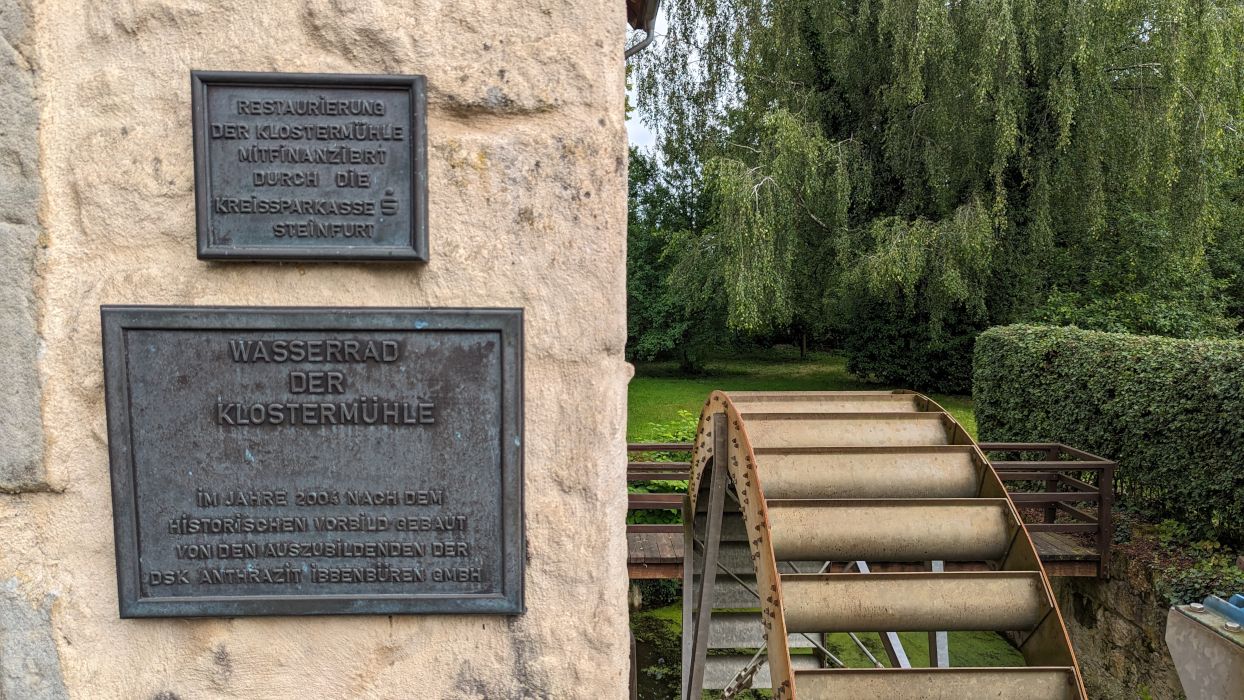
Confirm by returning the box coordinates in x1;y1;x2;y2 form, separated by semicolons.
625;443;691;536
979;442;1116;575
625;444;692;578
627;441;1116;578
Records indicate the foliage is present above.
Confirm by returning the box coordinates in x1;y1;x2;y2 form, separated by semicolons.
631;409;699;463
700;110;857;338
1032;212;1237;338
627;148;727;370
832;205;995;391
634;579;681;610
627;410;696;526
1156;551;1244;605
974;324;1244;544
1211;172;1244;320
629;604;683;699
636;0;1244;389
1149;519;1244;605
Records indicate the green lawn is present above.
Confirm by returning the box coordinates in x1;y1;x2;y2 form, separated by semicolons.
628;351;976;440
822;629;1023;668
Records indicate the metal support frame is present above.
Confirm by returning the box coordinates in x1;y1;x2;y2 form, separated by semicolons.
690;538;845;668
641;394;1092;699
928;560;950;667
684;412;729;700
721;647;768;698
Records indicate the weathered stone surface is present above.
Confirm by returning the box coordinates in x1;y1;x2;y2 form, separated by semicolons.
0;579;68;700
0;0;38;225
298;0;605;116
1;0;630;696
0;0;45;491
1053;550;1185;699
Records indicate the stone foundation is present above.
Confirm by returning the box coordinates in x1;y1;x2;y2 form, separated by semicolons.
1053;551;1185;699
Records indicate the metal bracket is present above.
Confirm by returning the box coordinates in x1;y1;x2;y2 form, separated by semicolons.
684;412;729;700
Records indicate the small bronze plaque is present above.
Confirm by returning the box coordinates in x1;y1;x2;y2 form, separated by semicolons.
102;307;522;617
192;71;428;261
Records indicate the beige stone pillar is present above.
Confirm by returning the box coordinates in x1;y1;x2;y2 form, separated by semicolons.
0;0;631;696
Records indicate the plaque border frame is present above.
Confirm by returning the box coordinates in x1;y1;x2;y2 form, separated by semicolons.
102;306;523;617
191;71;430;262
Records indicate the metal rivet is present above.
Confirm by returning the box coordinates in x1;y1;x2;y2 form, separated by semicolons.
1189;603;1206;613
1226;622;1242;633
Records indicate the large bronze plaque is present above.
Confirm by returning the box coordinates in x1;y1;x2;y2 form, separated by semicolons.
192;71;428;261
102;307;522;617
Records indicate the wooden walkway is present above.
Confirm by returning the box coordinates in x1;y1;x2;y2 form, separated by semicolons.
626;531;684;579
1030;532;1101;577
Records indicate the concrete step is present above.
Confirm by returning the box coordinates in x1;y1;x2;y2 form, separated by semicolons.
704;653;827;691
692;510;747;542
688;610;819;650
689;572;760;608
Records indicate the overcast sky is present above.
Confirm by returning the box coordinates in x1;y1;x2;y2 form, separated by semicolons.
627;89;657;151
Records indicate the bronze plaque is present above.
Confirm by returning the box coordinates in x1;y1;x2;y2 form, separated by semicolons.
192;71;428;261
102;307;522;617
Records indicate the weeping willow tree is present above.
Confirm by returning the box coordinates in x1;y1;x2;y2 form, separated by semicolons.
635;0;1244;391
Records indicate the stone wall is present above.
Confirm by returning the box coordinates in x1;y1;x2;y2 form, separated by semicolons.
0;1;631;697
1053;550;1185;699
0;0;45;491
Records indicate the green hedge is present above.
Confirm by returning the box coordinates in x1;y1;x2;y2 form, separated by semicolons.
974;324;1244;545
